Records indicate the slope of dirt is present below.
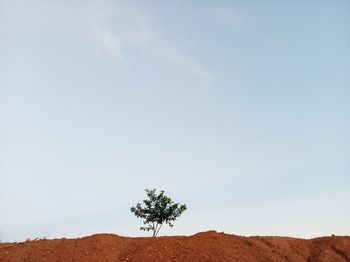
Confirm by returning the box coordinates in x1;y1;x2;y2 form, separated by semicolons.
0;231;349;262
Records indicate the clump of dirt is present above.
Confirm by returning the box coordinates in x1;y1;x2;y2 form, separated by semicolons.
0;231;349;261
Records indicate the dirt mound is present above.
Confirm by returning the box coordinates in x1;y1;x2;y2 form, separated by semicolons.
1;231;349;261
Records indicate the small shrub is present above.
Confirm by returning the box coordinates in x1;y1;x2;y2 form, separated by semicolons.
131;189;187;237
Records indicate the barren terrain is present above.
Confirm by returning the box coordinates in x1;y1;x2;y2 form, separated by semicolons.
1;231;349;261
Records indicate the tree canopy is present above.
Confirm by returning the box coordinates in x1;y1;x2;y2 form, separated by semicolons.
130;189;187;237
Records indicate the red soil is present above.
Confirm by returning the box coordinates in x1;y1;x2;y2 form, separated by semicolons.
0;231;349;262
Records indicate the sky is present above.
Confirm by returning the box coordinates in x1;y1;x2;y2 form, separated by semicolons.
0;0;349;242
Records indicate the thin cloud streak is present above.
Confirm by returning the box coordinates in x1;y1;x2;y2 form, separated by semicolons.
214;3;246;26
88;18;125;61
150;46;215;82
86;1;213;82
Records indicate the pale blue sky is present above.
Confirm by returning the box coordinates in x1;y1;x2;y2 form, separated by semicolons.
0;0;349;242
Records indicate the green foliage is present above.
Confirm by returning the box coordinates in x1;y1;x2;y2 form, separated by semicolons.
130;189;187;237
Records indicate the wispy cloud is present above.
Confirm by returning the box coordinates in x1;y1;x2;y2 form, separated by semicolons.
151;46;214;82
89;21;124;59
214;4;246;26
86;1;213;82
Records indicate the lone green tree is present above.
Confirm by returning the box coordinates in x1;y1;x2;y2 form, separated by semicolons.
130;189;187;237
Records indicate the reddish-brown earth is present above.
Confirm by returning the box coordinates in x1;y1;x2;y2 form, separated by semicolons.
0;231;349;262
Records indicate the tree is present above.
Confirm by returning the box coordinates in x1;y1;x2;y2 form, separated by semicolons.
130;189;187;237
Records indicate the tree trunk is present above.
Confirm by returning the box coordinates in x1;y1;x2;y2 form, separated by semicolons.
153;223;159;237
155;223;163;237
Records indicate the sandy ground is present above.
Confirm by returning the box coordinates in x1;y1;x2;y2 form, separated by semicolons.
0;231;349;261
